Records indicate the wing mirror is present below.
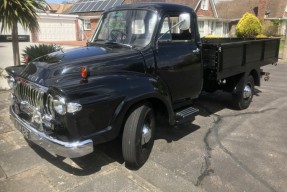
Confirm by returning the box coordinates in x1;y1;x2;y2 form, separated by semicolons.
179;13;190;30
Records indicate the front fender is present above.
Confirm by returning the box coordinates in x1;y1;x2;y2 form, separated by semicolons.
5;65;26;77
55;72;173;143
112;75;175;126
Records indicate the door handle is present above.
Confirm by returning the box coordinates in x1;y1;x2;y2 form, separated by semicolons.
193;48;200;54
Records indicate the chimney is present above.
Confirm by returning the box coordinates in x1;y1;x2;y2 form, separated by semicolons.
258;0;267;19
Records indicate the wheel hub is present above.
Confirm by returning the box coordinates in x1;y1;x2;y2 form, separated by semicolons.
142;125;152;145
243;84;252;99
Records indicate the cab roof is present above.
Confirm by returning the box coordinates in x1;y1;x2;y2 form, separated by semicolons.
106;2;195;14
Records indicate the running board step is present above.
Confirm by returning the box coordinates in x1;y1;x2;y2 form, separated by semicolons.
175;106;199;124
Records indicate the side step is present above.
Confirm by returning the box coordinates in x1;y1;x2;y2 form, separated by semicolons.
175;106;199;124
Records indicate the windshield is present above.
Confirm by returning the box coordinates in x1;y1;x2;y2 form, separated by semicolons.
93;10;157;48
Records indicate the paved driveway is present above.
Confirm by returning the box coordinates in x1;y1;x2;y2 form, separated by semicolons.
0;64;286;192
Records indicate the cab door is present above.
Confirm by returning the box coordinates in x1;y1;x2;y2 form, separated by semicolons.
155;14;202;103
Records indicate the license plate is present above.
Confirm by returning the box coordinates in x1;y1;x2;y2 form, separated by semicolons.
14;120;31;139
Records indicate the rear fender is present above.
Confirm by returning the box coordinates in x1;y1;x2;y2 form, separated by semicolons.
249;69;260;86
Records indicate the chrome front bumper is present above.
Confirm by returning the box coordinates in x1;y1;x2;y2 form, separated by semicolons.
10;106;93;158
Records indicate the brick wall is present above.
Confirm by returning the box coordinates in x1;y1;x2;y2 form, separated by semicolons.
83;19;99;40
75;18;79;41
196;0;214;17
258;0;267;19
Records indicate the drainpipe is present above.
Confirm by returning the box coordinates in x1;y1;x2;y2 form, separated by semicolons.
283;26;287;60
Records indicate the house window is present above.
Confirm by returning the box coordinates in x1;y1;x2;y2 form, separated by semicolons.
201;0;209;11
215;22;223;36
208;21;215;35
198;21;204;36
223;23;229;37
84;19;91;30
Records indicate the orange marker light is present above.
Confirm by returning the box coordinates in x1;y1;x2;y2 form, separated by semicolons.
81;67;88;79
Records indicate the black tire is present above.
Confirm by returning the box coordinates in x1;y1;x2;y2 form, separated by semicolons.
122;104;155;168
232;75;254;110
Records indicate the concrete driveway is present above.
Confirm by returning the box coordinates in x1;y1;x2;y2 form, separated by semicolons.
0;64;286;192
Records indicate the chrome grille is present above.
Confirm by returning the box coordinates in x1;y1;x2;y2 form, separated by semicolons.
46;94;54;116
15;81;44;108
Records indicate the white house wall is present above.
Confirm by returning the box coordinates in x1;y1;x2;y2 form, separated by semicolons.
0;23;31;38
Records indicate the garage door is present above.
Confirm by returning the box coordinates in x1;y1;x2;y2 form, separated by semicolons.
38;18;76;41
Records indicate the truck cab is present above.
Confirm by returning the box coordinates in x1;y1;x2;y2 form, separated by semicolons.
90;3;203;104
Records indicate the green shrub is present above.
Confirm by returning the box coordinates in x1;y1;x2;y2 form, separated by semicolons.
256;34;267;39
22;44;62;64
256;34;267;38
262;20;279;37
203;35;222;38
236;13;262;38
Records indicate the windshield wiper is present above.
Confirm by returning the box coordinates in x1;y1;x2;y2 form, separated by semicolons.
94;39;105;42
104;41;133;48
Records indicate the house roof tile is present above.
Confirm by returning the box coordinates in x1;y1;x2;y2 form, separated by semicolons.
124;0;199;8
48;3;73;14
216;0;287;19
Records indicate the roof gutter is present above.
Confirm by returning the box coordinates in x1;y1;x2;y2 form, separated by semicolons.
197;17;231;22
265;17;287;20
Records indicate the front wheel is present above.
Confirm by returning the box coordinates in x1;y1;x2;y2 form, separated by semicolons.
122;103;155;168
232;75;254;110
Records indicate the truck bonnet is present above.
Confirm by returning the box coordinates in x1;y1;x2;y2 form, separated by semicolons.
15;45;143;87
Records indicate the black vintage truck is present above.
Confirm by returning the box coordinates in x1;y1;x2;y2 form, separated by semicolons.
6;3;279;168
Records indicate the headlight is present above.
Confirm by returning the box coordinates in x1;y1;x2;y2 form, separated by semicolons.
51;96;82;115
53;97;66;115
7;76;15;88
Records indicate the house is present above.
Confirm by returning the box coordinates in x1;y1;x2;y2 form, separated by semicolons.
190;0;230;37
69;0;230;40
216;0;287;36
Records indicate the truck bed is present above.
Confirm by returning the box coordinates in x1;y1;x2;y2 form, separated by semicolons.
202;38;280;80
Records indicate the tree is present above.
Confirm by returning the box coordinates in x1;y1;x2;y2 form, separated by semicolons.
0;0;46;65
236;12;262;38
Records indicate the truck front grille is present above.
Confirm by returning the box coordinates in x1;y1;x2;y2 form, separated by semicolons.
15;81;44;108
46;94;54;116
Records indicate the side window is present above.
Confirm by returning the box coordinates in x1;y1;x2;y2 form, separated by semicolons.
159;14;192;41
159;17;171;40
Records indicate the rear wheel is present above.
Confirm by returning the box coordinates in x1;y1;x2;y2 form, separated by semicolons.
232;75;254;110
122;103;155;168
